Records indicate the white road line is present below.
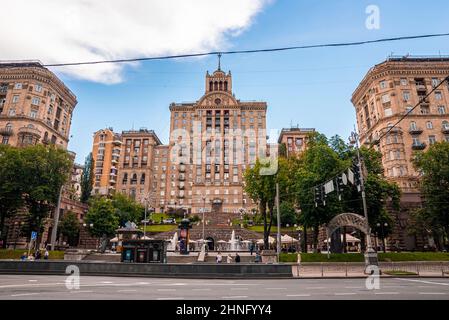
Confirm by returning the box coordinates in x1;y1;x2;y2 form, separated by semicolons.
231;288;249;290
192;289;211;291
222;296;248;299
101;281;113;284
419;292;446;295
335;293;357;296
395;278;449;286
286;294;311;297
11;293;40;297
28;280;38;282
117;289;137;293
374;292;399;295
157;289;177;291
266;288;286;290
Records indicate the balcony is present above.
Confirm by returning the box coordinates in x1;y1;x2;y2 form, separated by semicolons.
113;139;122;145
442;126;449;134
409;128;423;135
18;126;41;138
412;143;427;150
416;84;426;90
178;182;185;189
179;164;186;172
109;177;117;184
178;174;186;181
0;127;13;136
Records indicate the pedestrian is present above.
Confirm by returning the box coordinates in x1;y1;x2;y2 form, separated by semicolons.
249;242;254;256
34;250;41;260
226;254;233;264
44;249;49;260
297;252;301;265
255;252;261;263
216;251;222;264
20;252;27;261
27;253;35;261
235;253;241;263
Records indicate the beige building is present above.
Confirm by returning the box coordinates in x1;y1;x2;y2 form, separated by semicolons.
352;56;449;192
116;129;162;204
90;66;269;216
0;61;77;148
91;128;122;196
352;56;449;250
278;127;315;156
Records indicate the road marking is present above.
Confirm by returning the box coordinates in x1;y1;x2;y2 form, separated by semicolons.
70;290;93;294
157;289;177;291
335;293;357;296
395;278;449;286
345;286;363;289
101;281;113;284
11;293;39;297
306;287;326;289
419;292;446;295
266;288;286;290
231;288;249;290
222;296;248;299
374;292;399;295
117;289;137;293
192;289;211;291
28;280;38;282
286;294;311;297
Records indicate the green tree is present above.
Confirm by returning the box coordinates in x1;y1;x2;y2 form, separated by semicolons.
0;145;25;245
80;152;94;203
20;145;72;243
111;192;144;227
413;142;449;248
85;197;119;252
277;202;297;226
59;211;80;247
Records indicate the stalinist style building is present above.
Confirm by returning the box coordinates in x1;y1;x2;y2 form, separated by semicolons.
91;63;269;216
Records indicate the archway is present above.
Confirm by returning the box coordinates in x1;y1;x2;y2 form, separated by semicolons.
326;213;369;253
206;237;215;251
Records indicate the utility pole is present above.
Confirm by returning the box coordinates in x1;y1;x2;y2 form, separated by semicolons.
50;185;64;251
143;195;148;239
350;128;378;266
276;183;281;263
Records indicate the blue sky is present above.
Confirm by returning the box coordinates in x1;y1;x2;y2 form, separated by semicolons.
51;0;449;164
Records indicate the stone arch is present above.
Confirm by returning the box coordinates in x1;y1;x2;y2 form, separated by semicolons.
326;213;369;236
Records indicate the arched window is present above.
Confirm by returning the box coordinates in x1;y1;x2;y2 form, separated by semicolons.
122;173;128;184
5;123;12;131
443;121;449;130
140;173;145;185
131;173;137;184
214;81;218;91
224;81;228;91
209;81;213;91
43;131;48;142
219;81;223;91
410;121;417;130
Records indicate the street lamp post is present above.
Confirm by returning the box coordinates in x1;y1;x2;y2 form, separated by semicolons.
202;196;206;249
350;129;378;266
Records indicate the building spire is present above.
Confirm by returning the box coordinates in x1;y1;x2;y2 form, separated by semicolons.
217;53;222;71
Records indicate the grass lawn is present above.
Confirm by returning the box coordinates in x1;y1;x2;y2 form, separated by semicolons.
149;213;170;222
0;249;64;260
143;225;177;232
248;225;294;233
383;270;418;276
279;252;449;263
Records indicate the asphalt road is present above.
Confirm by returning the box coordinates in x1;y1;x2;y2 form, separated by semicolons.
1;275;449;300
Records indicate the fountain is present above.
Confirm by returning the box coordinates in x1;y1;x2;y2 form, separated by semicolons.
169;232;178;251
229;230;239;251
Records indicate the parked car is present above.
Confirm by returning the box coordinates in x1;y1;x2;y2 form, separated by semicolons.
163;218;176;224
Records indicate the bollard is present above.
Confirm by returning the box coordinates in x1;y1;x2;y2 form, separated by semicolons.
345;262;348;277
321;263;324;277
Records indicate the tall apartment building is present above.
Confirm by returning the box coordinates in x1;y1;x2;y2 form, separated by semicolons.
0;61;77;148
91;66;268;216
278;127;315;156
91;128;122;195
352;56;449;249
116;129;162;203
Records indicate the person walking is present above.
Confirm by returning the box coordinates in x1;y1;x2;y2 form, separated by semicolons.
44;249;49;260
235;253;241;263
226;254;233;264
216;251;222;264
20;252;27;261
255;251;261;263
249;242;254;256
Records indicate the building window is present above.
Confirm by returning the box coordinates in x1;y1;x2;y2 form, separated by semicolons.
30;109;38;118
140;174;145;185
438;106;446;115
35;84;43;93
410;122;417;131
12;95;19;103
426;121;433;129
429;136;436;145
8;108;15;116
31;97;40;105
384;108;392;117
432;78;439;87
400;78;408;86
381;94;390;104
379;81;387;89
14;83;22;90
435;91;442;100
402;92;410;101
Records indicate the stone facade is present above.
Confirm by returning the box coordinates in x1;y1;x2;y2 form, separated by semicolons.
352;56;449;250
0;61;77;149
278;127;315;156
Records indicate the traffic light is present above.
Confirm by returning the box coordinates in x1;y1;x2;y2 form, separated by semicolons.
314;186;321;207
353;163;362;192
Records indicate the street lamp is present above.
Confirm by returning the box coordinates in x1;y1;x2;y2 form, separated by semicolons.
349;129;378;266
376;222;388;253
202;196;206;249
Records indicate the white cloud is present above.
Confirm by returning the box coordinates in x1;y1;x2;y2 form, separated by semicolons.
0;0;270;84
